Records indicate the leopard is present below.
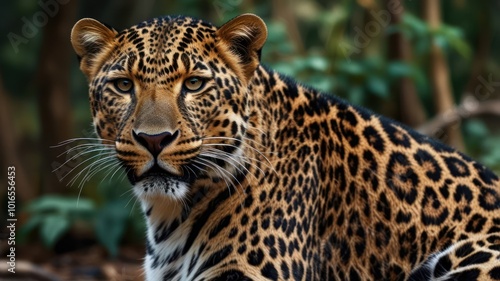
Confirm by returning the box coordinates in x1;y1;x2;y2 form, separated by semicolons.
70;13;500;280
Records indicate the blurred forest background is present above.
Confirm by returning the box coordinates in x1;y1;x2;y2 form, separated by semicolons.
2;0;500;280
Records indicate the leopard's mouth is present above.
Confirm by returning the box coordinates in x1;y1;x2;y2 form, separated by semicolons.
126;163;197;185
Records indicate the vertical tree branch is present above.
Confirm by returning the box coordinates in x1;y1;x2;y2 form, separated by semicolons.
36;0;78;193
272;0;305;54
387;0;426;127
0;75;32;202
423;0;464;149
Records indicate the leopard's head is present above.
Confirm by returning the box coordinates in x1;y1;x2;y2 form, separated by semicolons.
71;14;267;202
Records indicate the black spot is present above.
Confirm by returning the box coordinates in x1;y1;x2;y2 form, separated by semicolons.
408;264;431;281
349;267;361;281
421;186;449;225
455;242;474;258
281;262;290;279
195;245;233;277
247;248;264;266
398;226;417;263
237;244;246;254
369;255;383;279
214;269;251;281
465;214;487;233
386;152;419;204
292;260;304;281
414;149;442;182
154;220;180;243
339;239;351;264
479;187;500;211
473;162;498;185
381;122;411;148
342;128;360;148
449;268;480;281
376;193;392;220
347;153;359;177
208;214;231;238
433;255;452;278
286;80;299;99
444;156;470;177
363;125;385;152
374;222;391;248
145;206;152;216
395;210;412;224
261;262;278;280
489;266;500;280
163;269;179;280
454;184;473;204
458;251;492;268
309;122;321;140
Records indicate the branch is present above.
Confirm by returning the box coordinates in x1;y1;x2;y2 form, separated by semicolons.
417;95;500;135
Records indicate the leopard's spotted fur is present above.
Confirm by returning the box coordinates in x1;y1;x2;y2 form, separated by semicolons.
71;14;500;280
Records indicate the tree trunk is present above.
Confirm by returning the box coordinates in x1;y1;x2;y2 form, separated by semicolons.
0;75;32;202
423;0;464;150
272;0;305;54
387;0;426;127
464;2;491;99
36;0;78;194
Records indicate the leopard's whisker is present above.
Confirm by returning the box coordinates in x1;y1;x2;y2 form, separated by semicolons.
75;157;118;191
53;147;115;172
59;151;116;181
51;137;113;148
68;154;117;187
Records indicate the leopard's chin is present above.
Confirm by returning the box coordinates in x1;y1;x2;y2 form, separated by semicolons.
132;176;190;200
127;164;195;200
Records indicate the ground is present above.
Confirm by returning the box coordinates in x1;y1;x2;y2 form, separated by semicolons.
1;242;144;281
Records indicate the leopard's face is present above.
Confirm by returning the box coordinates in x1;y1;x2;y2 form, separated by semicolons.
71;15;267;201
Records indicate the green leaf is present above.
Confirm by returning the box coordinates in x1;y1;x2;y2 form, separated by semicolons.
40;215;70;247
94;200;129;256
306;56;329;71
25;195;95;215
367;76;388;98
387;62;414;78
464;119;489;138
402;14;429;37
348;86;364;105
18;214;44;243
336;61;365;75
433;25;471;58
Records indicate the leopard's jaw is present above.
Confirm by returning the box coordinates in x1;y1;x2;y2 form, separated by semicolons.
133;177;189;201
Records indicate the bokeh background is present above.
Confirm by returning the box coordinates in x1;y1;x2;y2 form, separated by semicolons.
1;0;500;280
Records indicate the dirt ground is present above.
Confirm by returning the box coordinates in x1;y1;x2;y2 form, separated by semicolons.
1;243;144;281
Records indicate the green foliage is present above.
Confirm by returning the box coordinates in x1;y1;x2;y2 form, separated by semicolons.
94;200;129;256
464;119;500;171
389;14;471;59
21;176;144;256
20;195;95;247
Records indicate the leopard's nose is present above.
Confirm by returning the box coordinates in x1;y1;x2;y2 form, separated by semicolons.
133;130;179;157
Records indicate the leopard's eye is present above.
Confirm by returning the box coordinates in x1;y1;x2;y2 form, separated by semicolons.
183;77;205;92
114;78;133;93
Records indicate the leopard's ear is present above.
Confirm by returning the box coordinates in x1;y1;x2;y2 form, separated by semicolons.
216;14;267;81
71;18;118;80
